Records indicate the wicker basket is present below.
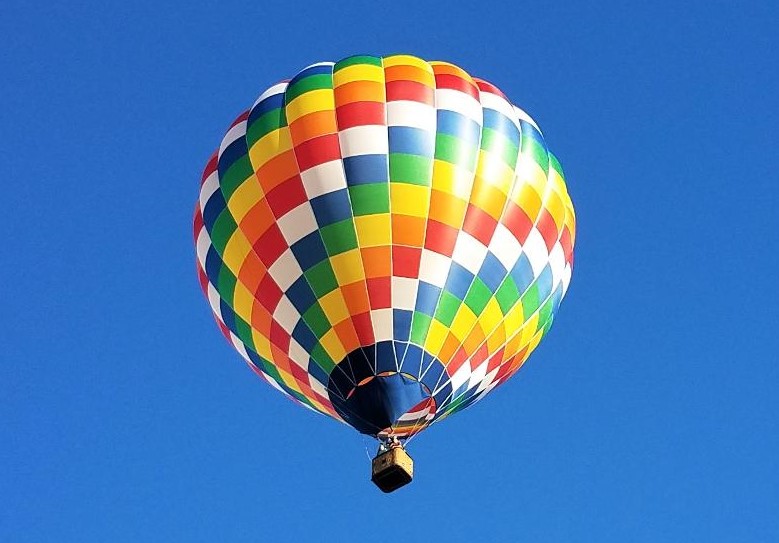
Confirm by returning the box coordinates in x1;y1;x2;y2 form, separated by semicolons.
371;447;414;493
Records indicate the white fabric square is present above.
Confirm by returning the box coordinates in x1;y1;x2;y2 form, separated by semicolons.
196;229;211;269
523;228;550;277
273;295;300;334
268;249;303;291
513;105;541;132
435;88;482;125
562;264;572;296
548;242;566;288
219;120;247;156
199;170;220;210
476;367;501;394
370;308;394;342
309;375;328;398
338;126;389;157
300;159;347;198
288;339;310;371
467;360;489;390
391;277;418;310
479;92;520;132
253;82;288;108
452;231;489;275
206;282;222;318
488;223;522;270
276;202;318;245
440;362;472;395
229;332;247;358
386;101;436;129
418;248;452;288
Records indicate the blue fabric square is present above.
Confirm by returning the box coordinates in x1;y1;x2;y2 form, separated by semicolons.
342;154;388;185
415;281;441;315
286;276;317;313
291;231;328;270
510;253;534;294
310;189;352;226
444;262;474;300
478;252;508;293
389;126;435;156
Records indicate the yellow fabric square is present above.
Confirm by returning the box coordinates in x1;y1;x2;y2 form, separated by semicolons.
334;64;384;86
478;298;503;336
390;184;429;217
232;280;255;326
486;323;506;353
513;183;542;221
424;319;449;355
318;289;350;325
519;313;540;348
450;306;477;341
384;54;429;70
504;303;525;333
319;329;346;363
330;250;365;286
475;152;514;194
249;129;292;169
432;160;475;200
355;215;391;247
222;231;252;276
227;180;263;223
286;90;335;123
251;330;273;360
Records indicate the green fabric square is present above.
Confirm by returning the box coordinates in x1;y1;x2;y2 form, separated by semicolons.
219;156;254;201
285;74;333;102
334;55;383;69
410;312;432;344
304;260;338;297
216;266;236;305
349;184;389;215
234;314;254;348
209;211;238;254
434;291;461;327
522;138;549;172
246;108;286;144
435;134;477;168
309;344;335;372
389;153;432;185
320;219;358;255
464;278;492;315
481;128;519;169
521;284;540;320
495;279;520;314
302;303;331;338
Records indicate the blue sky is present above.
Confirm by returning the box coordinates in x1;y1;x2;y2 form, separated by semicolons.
2;1;778;541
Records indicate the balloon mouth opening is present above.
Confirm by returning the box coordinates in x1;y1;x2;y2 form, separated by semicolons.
331;371;437;437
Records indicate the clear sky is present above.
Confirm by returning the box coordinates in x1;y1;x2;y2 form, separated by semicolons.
2;1;778;541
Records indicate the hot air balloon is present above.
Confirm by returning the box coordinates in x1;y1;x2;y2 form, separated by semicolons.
194;55;575;492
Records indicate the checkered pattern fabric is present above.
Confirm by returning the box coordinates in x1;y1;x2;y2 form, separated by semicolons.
194;55;576;438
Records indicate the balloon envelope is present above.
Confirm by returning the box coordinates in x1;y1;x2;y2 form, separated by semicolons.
194;55;575;439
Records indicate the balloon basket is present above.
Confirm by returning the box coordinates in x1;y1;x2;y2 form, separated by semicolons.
371;446;413;493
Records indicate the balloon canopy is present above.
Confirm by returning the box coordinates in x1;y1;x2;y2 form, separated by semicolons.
194;55;575;440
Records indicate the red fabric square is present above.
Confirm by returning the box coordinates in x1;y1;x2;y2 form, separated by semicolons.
536;210;559;252
294;133;341;171
253;224;287;266
424;220;458;256
266;176;307;218
392;246;421;277
352;312;375;345
502;203;533;244
462;204;498;246
366;277;391;309
256;274;283;312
